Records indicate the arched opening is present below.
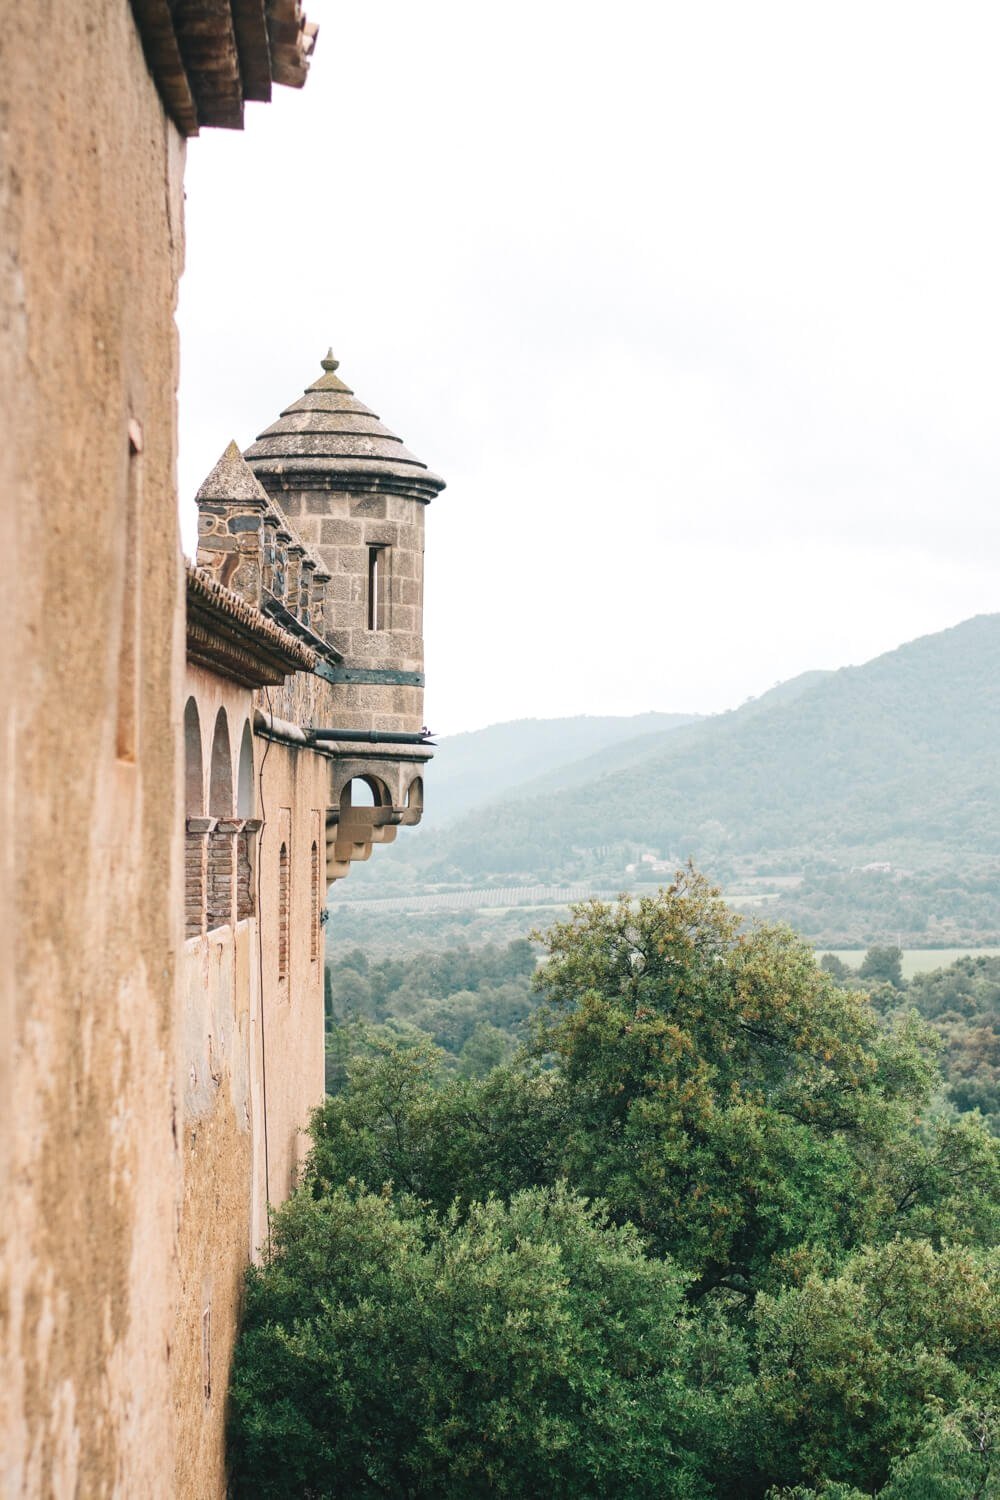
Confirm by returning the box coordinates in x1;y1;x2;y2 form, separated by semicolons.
209;708;233;816
184;698;205;939
185;699;204;815
278;842;290;985
207;708;234;930
237;720;254;818
236;720;255;921
339;775;390;812
406;776;423;812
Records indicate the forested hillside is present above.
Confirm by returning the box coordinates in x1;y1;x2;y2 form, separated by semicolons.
417;710;699;823
427;615;1000;874
344;616;1000;944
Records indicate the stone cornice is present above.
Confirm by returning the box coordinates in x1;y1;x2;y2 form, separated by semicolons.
245;462;444;505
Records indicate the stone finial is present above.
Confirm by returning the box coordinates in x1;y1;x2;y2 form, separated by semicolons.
320;348;339;373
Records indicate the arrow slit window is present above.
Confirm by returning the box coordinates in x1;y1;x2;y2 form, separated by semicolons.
367;545;388;631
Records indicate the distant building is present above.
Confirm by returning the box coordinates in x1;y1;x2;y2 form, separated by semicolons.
2;7;442;1496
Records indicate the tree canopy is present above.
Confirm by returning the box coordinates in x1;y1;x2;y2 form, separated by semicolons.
230;873;1000;1498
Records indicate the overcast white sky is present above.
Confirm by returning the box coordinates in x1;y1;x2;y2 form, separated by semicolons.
178;1;1000;734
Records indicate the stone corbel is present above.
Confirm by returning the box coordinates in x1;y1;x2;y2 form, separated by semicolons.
186;817;217;834
333;837;373;864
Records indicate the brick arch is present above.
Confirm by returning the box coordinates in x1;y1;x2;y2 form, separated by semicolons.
278;842;290;984
310;837;320;963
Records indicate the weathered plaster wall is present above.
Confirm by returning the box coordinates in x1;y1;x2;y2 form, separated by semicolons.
175;923;256;1500
252;730;328;1202
1;3;186;1494
2;10;427;1492
177;667;327;1496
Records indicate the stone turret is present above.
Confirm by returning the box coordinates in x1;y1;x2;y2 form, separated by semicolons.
243;350;445;735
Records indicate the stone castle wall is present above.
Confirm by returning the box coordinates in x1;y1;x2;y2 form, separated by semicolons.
176;665;328;1499
2;8;437;1495
1;3;187;1493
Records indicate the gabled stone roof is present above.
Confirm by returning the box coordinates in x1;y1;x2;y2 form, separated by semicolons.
195;439;326;576
196;439;271;504
243;351;446;503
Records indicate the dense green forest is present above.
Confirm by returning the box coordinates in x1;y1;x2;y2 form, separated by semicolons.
862;950;1000;1134
326;930;1000;1131
323;939;539;1085
232;877;1000;1497
342;615;1000;945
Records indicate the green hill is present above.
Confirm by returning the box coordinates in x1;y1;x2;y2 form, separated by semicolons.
421;711;698;824
505;670;832;804
380;617;1000;944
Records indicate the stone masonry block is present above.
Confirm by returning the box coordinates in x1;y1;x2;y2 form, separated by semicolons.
364;524;399;547
301;489;335;513
389;605;415;633
295;517;321;543
321;519;364;545
349;496;386;519
323;574;353;602
198;535;239;553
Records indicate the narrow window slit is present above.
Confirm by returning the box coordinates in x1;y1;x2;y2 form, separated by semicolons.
367;545;387;631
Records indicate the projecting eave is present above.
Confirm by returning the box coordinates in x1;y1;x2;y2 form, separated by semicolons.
130;0;317;136
243;456;446;504
186;563;315;687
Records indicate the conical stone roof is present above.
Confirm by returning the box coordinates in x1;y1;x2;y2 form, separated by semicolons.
196;439;271;503
243;350;445;502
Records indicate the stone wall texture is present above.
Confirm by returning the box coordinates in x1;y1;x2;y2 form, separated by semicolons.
269;487;428;732
1;3;187;1494
1;9;435;1495
176;668;327;1499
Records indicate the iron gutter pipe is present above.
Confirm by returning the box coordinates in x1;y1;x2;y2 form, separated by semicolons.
310;728;435;746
